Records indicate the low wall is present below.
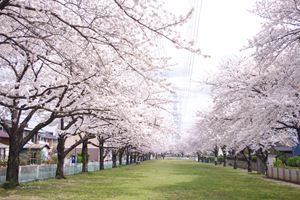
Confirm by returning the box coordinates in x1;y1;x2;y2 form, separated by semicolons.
267;166;300;184
227;159;258;171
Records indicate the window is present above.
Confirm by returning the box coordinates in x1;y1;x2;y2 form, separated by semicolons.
31;151;37;164
31;134;38;143
0;148;6;160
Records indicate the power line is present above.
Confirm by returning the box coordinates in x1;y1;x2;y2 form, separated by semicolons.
180;0;203;134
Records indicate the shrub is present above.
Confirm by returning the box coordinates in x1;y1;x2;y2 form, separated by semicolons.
2;181;18;189
273;159;283;167
286;156;300;167
77;153;83;163
45;155;58;164
275;151;288;165
19;150;30;165
0;159;7;167
218;156;224;163
251;156;257;162
76;153;90;163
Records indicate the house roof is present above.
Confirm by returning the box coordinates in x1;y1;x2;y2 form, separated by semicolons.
0;128;57;139
0;130;9;138
274;146;293;152
39;132;58;140
0;143;9;148
23;143;50;149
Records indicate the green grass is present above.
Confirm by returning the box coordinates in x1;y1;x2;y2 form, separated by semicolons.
0;160;299;200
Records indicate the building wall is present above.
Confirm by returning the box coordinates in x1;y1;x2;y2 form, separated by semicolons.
65;135;98;149
292;144;300;156
69;148;99;162
65;135;99;161
0;138;9;145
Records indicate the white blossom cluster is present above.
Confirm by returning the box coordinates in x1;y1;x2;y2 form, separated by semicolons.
0;0;196;182
182;0;300;157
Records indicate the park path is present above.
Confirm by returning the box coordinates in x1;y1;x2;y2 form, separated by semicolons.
1;160;300;200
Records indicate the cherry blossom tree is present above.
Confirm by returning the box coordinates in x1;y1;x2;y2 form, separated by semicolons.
174;0;300;176
0;0;197;186
250;0;300;67
186;54;298;173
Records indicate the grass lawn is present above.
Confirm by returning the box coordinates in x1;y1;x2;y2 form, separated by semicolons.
0;160;299;200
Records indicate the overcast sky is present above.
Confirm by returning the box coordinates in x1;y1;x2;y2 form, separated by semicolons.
163;0;262;134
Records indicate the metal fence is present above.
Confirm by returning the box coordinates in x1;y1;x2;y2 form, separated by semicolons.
267;166;300;184
0;161;121;184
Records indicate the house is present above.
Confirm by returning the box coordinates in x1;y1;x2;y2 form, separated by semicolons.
274;145;293;157
292;143;300;156
22;129;58;164
272;144;300;157
23;129;58;148
37;131;58;148
0;129;9;161
21;143;50;165
0;124;58;164
268;143;300;165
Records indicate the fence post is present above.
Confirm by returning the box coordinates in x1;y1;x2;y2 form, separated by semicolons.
18;166;22;183
51;164;54;177
282;167;285;180
288;169;291;182
271;166;273;178
296;170;300;184
277;167;279;179
36;165;40;180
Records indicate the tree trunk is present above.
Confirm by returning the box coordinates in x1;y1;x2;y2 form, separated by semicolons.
213;146;218;165
233;155;237;169
231;149;237;169
133;153;137;163
247;147;252;172
6;131;22;186
197;152;201;162
264;151;268;175
126;150;130;165
56;135;66;179
242;147;253;173
82;139;88;173
256;149;268;175
130;152;134;164
55;133;89;178
99;137;104;170
112;150;117;168
221;146;227;167
247;159;252;172
119;149;124;166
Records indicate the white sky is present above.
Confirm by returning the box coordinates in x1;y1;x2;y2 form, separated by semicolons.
163;0;262;134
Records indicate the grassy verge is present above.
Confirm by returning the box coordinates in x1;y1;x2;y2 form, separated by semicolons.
0;160;299;200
